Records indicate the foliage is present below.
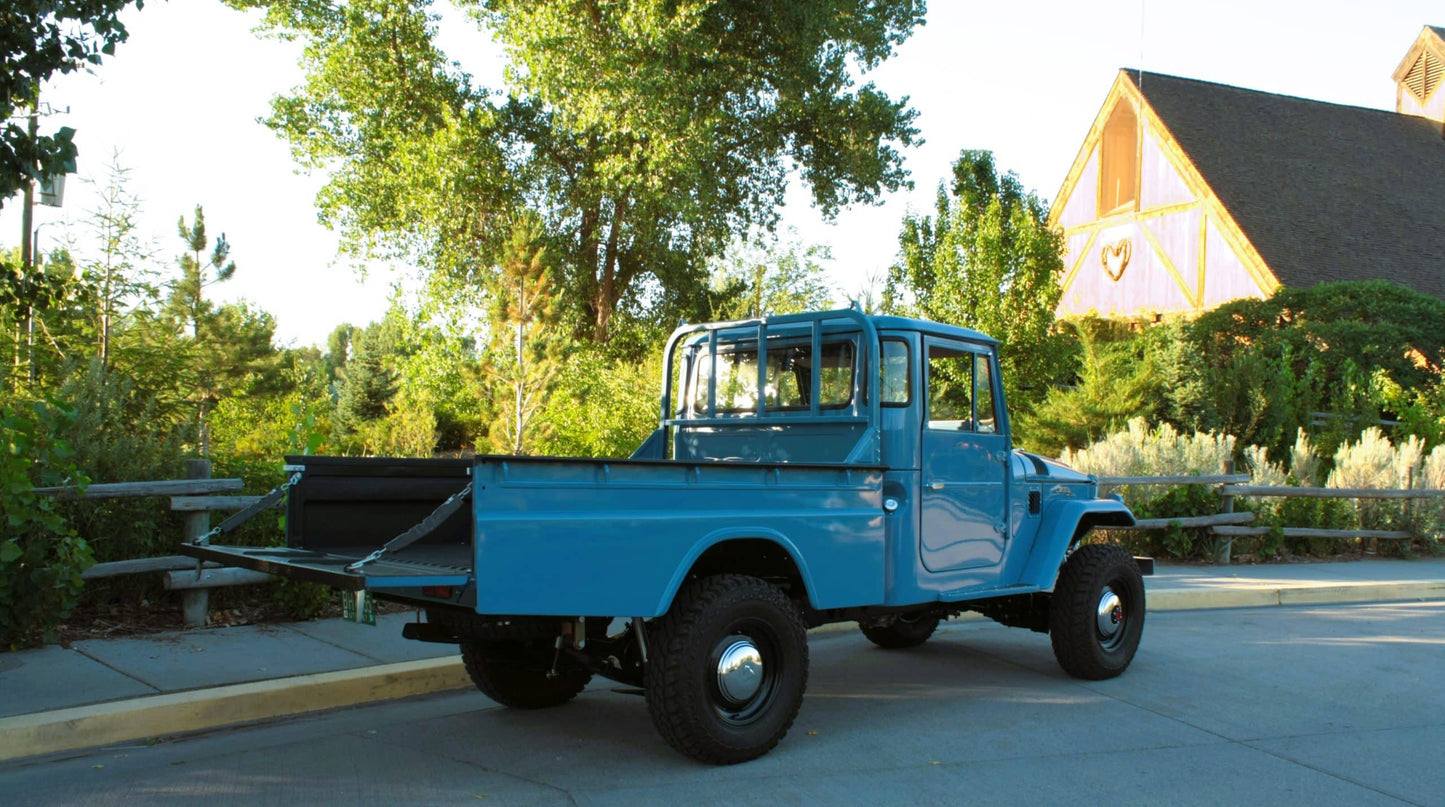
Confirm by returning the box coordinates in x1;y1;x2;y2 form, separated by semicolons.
0;400;94;648
889;150;1072;416
54;360;188;571
234;0;922;342
706;231;836;321
538;349;662;459
1172;280;1445;459
482;221;569;454
334;326;398;436
0;0;140;206
1018;318;1172;456
79;154;160;368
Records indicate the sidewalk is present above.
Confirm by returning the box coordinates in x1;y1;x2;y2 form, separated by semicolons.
2;557;1443;763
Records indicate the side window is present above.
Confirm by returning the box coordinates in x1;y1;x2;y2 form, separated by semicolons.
881;339;910;406
926;345;974;429
975;355;997;433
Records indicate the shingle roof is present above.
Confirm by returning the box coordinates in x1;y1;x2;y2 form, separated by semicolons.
1128;70;1445;300
1430;25;1445;42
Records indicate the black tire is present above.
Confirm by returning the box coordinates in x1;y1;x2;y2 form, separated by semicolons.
460;639;592;709
645;574;809;764
1049;544;1146;680
859;612;941;649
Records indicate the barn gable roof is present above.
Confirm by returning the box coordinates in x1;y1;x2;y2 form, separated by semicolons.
1128;70;1445;300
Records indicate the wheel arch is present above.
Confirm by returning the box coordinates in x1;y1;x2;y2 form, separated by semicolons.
653;530;816;616
1020;499;1136;591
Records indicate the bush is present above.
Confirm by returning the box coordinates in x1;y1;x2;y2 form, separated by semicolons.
1172;280;1445;459
0;401;95;648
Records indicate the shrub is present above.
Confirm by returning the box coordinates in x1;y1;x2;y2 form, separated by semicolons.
0;401;95;648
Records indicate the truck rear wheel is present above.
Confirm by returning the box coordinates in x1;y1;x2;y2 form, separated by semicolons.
859;613;940;649
1049;544;1145;680
460;639;592;709
645;574;808;764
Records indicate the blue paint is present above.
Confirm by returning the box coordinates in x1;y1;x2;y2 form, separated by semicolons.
250;308;1134;621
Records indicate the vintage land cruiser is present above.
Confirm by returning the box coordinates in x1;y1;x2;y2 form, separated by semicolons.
185;308;1146;764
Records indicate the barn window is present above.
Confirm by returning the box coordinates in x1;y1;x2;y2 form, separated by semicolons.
1403;51;1444;103
1099;100;1139;216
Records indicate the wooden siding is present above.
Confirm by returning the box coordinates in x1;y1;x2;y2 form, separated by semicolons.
1201;216;1269;307
1139;130;1194;209
1053;71;1278;319
1055;146;1099;229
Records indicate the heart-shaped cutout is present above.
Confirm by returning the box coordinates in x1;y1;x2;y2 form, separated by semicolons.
1101;238;1132;281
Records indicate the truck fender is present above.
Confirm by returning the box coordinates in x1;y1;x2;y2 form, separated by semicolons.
1020;499;1136;591
652;528;820;616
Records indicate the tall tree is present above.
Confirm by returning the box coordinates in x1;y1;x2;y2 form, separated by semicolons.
1;1;140;206
82;155;157;368
232;0;924;342
889;150;1072;416
482;221;568;455
168;206;236;339
708;232;835;321
166;205;240;453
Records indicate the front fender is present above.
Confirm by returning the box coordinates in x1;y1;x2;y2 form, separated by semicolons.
1020;499;1135;591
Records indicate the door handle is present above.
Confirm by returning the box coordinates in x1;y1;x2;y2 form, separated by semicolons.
929;480;946;490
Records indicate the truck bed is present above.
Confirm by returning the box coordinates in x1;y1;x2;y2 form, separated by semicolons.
182;453;887;617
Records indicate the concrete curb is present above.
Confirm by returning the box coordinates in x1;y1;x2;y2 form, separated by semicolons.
3;580;1442;764
0;656;470;764
1148;580;1445;611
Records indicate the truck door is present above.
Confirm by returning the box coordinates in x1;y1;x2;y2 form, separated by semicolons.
919;339;1009;572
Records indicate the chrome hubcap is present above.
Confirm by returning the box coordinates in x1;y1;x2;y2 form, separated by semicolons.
715;638;764;705
1096;589;1124;639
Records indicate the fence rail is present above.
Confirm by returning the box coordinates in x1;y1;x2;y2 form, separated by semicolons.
1095;464;1443;562
36;460;276;628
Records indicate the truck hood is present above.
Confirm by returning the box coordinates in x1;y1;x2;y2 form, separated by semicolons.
1015;451;1093;484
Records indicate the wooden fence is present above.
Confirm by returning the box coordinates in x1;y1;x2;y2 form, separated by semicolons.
36;459;277;628
1097;463;1445;563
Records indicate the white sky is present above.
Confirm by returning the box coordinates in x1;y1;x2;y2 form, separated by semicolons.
1;0;1438;348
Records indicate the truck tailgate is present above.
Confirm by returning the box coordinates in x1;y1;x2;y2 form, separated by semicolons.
178;456;475;591
179;543;472;590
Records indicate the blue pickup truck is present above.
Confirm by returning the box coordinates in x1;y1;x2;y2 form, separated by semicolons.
185;308;1145;764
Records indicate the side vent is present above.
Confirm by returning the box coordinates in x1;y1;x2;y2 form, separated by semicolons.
1028;490;1041;515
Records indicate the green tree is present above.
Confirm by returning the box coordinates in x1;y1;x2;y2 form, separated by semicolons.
708;232;836;321
232;0;923;343
482;222;570;455
889;150;1072;416
81;155;157;368
1;1;140;206
1173;280;1445;459
168;206;236;339
1018;319;1169;456
334;326;398;435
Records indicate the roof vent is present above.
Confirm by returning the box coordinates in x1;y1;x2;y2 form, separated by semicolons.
1402;50;1443;104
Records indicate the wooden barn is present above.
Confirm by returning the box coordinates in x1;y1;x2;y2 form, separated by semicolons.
1050;25;1445;319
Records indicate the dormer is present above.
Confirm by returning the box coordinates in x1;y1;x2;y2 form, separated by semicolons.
1393;25;1445;124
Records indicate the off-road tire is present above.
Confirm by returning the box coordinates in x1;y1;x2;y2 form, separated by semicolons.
1049;544;1145;680
645;574;809;764
859;613;940;649
460;639;592;709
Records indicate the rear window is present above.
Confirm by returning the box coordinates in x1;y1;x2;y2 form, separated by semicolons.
688;338;856;416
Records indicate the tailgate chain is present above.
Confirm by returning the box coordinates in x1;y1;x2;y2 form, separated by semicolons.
192;471;303;546
345;481;474;573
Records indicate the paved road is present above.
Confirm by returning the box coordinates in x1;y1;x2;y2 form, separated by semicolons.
5;601;1443;806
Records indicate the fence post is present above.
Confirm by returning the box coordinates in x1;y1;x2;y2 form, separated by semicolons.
181;459;212;628
1213;459;1235;565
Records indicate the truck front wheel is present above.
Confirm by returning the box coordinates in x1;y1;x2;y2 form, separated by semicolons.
459;639;592;709
1049;544;1145;680
645;574;809;764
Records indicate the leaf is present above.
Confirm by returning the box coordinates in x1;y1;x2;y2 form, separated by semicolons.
0;541;21;564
